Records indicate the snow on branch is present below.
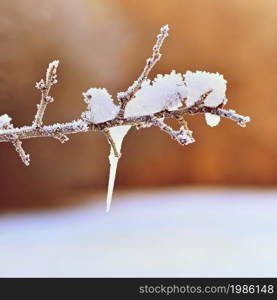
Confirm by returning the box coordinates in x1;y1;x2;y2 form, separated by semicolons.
0;25;250;210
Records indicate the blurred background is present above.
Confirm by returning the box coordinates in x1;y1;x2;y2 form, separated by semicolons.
0;0;277;277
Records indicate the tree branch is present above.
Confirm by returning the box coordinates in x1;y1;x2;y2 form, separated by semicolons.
150;118;195;146
0;105;250;143
33;60;69;143
0;115;30;166
33;60;58;128
11;138;30;166
117;24;169;117
0;25;250;167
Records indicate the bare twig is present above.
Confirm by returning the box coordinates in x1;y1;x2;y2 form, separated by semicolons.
117;24;169;117
194;89;213;107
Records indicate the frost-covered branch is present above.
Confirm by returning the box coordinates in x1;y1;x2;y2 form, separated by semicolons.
0;25;250;211
117;24;169;117
211;108;250;127
150;118;194;146
33;60;69;143
11;138;30;166
0;114;30;165
33;60;58;128
0;106;249;142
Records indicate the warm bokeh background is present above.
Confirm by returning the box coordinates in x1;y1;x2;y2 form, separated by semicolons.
0;0;276;210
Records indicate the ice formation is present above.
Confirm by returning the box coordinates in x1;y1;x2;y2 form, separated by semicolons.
106;125;131;212
205;113;221;127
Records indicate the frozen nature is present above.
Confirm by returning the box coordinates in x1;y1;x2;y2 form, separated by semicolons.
0;25;250;211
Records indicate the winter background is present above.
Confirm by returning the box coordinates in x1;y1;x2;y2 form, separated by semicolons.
0;0;277;277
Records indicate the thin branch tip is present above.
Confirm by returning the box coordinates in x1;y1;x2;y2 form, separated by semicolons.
117;23;170;118
12;139;30;166
161;24;169;31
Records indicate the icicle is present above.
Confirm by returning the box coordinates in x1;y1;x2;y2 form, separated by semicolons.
205;113;221;127
106;125;131;212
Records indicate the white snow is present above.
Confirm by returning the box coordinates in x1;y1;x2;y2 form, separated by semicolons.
0;188;277;277
0;114;12;128
184;71;227;107
83;88;119;123
106;125;131;212
205;113;221;127
125;71;187;118
124;70;227;128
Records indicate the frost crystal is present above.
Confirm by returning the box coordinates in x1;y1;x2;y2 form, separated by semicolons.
184;71;227;107
46;60;59;85
125;71;187;117
106;125;131;212
0;114;12;128
83;88;119;123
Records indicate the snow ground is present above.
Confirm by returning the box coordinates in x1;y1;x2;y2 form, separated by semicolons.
0;188;276;277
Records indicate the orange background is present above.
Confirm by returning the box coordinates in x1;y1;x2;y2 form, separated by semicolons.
0;0;276;210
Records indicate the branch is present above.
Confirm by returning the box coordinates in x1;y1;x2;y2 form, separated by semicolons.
117;24;169;117
0;106;250;143
210;108;250;127
33;60;58;127
175;114;194;139
0;115;30;166
33;60;68;143
150;118;195;146
11;138;30;166
0;25;251;167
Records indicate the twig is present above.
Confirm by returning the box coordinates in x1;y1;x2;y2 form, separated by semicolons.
175;114;193;140
33;61;58;127
103;130;121;158
117;24;169;117
150;118;195;146
11;138;30;166
0;115;30;166
33;60;68;143
210;108;251;127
